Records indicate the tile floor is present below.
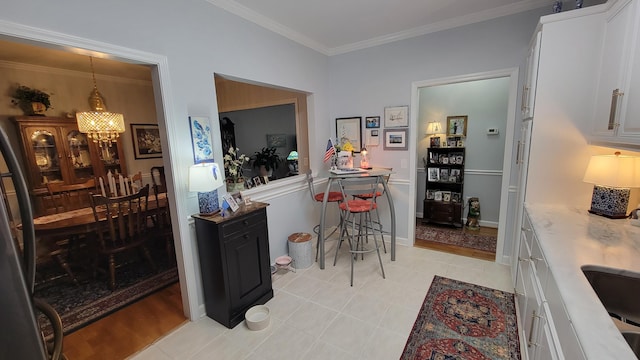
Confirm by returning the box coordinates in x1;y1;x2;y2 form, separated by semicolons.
129;241;513;360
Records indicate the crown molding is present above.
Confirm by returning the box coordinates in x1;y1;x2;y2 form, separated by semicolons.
208;0;551;56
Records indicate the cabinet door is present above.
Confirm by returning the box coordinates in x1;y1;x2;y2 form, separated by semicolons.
522;31;542;119
532;303;562;360
592;0;635;136
61;127;95;183
224;220;271;311
91;139;127;178
618;0;640;137
22;126;65;186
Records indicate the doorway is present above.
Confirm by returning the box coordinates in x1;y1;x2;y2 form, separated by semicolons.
408;68;519;263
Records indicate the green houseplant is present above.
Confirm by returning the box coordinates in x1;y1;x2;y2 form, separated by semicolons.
11;85;52;115
252;147;282;178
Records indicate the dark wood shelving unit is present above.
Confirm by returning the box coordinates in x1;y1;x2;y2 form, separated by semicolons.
423;146;465;228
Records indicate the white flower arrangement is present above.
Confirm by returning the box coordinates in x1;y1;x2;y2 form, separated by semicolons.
223;147;248;183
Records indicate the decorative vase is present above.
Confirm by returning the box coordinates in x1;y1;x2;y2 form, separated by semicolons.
31;102;47;115
337;151;353;170
226;179;245;193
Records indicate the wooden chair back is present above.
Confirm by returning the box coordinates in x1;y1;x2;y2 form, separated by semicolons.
150;166;166;194
46;178;96;213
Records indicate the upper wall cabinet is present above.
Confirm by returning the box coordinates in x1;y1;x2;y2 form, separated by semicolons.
592;0;640;146
522;30;542;120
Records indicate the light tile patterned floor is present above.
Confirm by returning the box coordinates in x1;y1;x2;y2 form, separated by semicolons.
129;242;513;360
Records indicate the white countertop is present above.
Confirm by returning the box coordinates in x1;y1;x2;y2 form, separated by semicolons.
525;204;639;359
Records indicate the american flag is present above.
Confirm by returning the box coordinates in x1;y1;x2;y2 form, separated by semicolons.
323;139;336;162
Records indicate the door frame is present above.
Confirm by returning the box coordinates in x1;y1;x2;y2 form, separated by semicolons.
408;67;519;263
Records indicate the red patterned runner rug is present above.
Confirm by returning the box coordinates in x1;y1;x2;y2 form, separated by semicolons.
415;223;497;253
401;276;520;360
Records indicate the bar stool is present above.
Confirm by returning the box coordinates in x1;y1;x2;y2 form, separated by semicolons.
333;176;385;286
352;168;391;253
305;170;343;260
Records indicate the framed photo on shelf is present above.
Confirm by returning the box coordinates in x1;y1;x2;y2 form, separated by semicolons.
383;128;408;150
336;117;362;153
451;193;461;203
428;167;440;182
131;124;162;159
440;168;449;180
429;137;440;148
442;191;452;202
447;137;457;147
426;189;436;200
446;115;467;137
384;106;409;127
222;193;239;212
365;116;380;128
450;168;461;182
455;154;464;164
434;191;443;201
252;176;262;187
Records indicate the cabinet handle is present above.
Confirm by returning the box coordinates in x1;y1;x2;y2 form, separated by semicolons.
243;220;249;226
516;140;521;165
521;227;531;232
514;290;524;297
608;89;624;131
518;257;530;262
521;85;529;112
527;310;539;347
530;256;543;263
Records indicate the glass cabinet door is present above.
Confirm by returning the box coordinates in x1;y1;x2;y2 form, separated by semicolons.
65;129;94;182
30;129;62;184
99;141;123;176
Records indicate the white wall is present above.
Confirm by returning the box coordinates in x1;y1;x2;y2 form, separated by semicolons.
416;77;510;225
328;8;547;242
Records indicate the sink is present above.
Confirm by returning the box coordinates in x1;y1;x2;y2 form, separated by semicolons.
581;265;640;325
622;332;640;358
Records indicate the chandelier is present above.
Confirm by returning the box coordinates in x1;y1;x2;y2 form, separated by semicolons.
76;56;125;147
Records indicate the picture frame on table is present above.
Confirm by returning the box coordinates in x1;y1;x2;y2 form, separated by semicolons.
222;193;239;212
446;115;467;137
336;117;362;153
131;124;162;159
188;116;214;164
365;116;380;128
252;176;262;187
447;137;457;148
383;128;408;150
384;106;409;127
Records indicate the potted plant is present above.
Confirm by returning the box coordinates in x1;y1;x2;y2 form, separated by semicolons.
252;147;282;179
223;147;248;192
10;85;52;115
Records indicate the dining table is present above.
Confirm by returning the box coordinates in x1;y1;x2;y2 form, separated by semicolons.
31;192;168;237
317;168;396;269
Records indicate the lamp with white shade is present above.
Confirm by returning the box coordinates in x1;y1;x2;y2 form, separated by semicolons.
583;152;640;218
189;162;225;215
426;121;442;148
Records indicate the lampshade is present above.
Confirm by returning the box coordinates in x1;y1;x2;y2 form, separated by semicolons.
189;162;224;192
426;121;442;135
76;56;125;146
286;150;299;161
583;152;640;219
583;153;640;187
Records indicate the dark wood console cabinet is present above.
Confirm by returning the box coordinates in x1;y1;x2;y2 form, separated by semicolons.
192;202;273;328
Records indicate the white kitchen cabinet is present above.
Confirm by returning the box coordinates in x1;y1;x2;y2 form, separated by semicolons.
513;210;586;360
521;31;541;120
591;0;640;145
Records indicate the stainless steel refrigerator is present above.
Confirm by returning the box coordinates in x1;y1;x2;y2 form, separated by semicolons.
0;126;64;359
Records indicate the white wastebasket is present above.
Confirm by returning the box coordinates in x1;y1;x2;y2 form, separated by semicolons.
288;232;312;269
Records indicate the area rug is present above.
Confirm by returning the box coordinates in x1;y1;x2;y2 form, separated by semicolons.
415;223;497;253
34;247;178;336
401;276;520;360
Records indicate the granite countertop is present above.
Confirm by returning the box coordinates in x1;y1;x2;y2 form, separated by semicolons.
525;204;640;359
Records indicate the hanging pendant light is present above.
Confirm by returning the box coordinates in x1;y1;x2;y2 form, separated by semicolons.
76;56;125;147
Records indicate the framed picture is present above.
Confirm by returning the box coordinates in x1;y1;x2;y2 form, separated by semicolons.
427;167;439;182
446;115;467;136
252;176;262;187
429;137;440;148
447;138;457;147
383;128;408;150
131;124;162;159
189;116;214;164
266;134;287;148
384;106;409;127
426;189;436;200
365;116;380;128
452;193;461;203
455;154;464;164
222;193;239;212
244;178;254;189
450;168;461;182
336;117;362;153
434;191;443;201
440;168;449;180
442;191;452;202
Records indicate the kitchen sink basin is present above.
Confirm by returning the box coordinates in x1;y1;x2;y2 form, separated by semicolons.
582;265;640;325
622;332;640;358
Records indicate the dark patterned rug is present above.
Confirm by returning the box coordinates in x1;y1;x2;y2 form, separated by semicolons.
401;276;520;360
415;223;497;253
34;246;178;336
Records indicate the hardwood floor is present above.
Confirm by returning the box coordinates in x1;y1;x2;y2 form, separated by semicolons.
414;222;498;261
61;282;186;360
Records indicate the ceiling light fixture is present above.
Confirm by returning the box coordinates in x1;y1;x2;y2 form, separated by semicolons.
76;56;125;147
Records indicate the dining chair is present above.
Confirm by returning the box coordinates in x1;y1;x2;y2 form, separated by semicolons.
44;178;97;284
352;167;392;253
89;184;157;290
333;176;385;286
305;169;343;260
151;182;174;264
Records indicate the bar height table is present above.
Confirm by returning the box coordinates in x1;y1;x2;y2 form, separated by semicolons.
317;168;396;269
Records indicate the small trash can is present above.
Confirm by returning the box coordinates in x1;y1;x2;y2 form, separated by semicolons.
288;232;313;269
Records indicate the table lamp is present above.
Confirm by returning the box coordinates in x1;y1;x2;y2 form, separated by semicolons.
583;152;640;219
426;121;442;148
189;162;225;215
360;147;371;169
